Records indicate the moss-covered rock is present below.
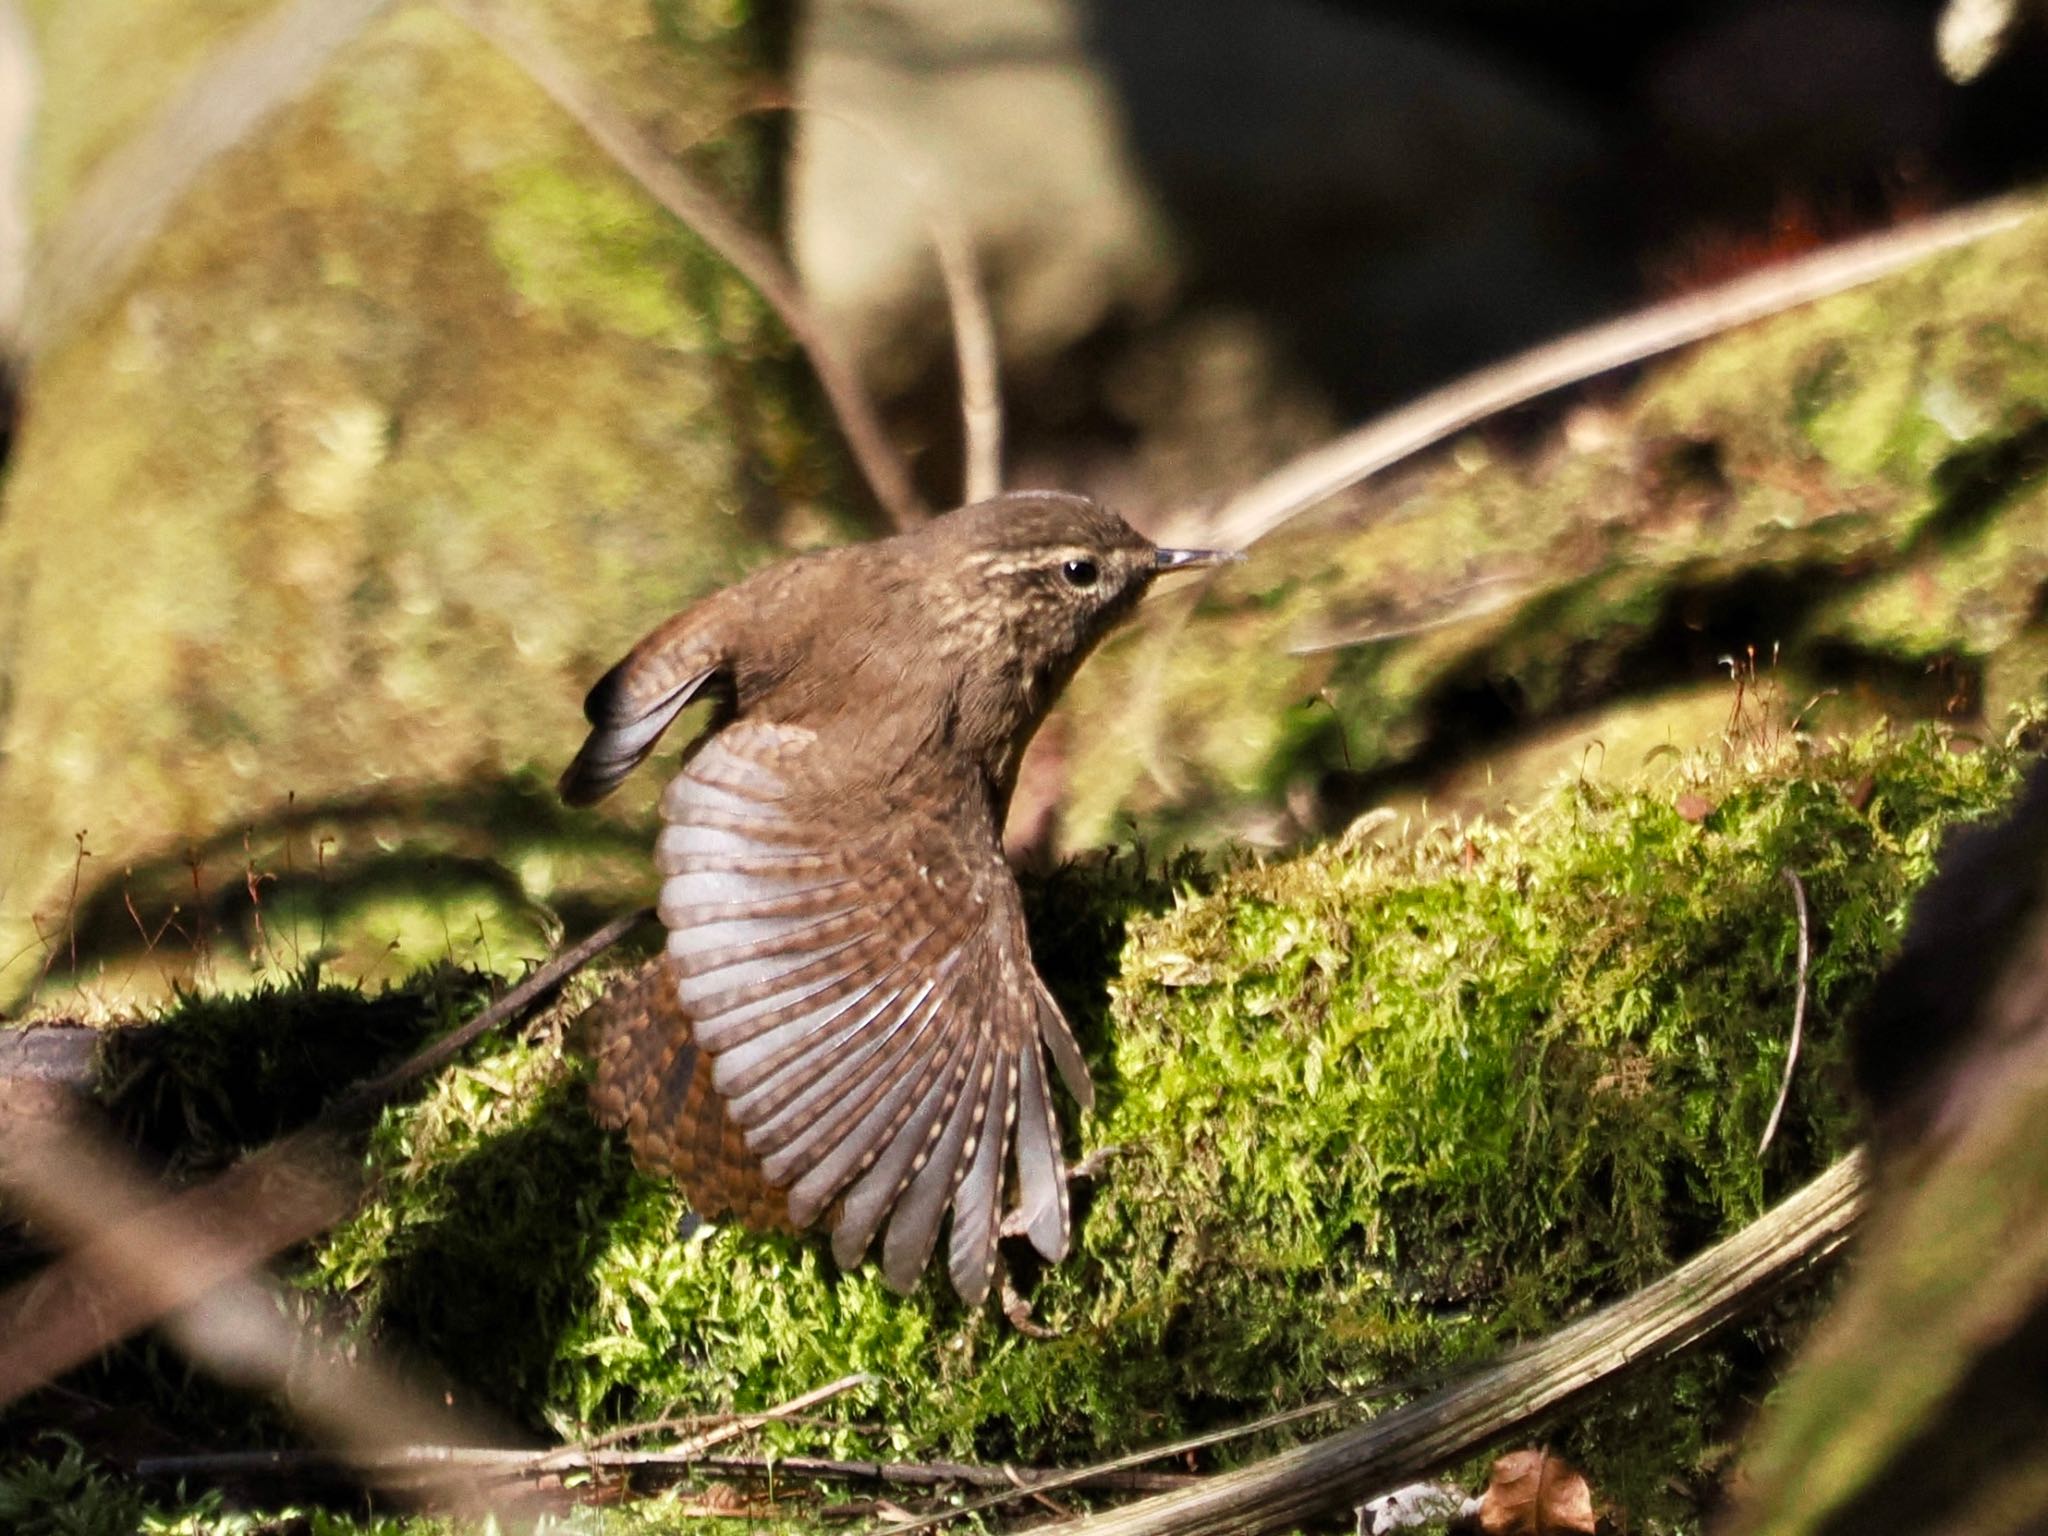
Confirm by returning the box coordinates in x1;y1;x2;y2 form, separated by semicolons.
4;717;2025;1532
1053;199;2048;852
0;0;855;1009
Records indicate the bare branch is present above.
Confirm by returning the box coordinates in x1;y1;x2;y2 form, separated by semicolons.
19;0;397;361
441;0;928;530
1205;195;2038;552
533;1369;875;1469
772;95;1004;504
130;1444;1200;1498
884;1387;1422;1535
1759;869;1813;1156
323;904;651;1126
0;1086;521;1516
1017;1152;1868;1536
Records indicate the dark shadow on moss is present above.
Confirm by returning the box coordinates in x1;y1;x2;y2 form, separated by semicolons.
350;1072;637;1431
1915;411;2048;546
0;974;508;1478
1020;847;1209;1102
1303;555;1972;830
41;768;651;991
92;971;479;1174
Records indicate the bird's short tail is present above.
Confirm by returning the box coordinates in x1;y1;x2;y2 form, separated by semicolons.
581;959;796;1234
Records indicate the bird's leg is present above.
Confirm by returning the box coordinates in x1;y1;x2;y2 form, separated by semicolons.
995;1143;1132;1334
1065;1143;1127;1183
1001;1269;1056;1338
997;1143;1128;1243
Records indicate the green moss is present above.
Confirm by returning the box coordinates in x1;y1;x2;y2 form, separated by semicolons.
487;165;715;347
4;720;2030;1530
1055;204;2048;853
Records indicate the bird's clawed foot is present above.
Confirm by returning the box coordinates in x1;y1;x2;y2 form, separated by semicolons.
1001;1273;1057;1338
1065;1143;1127;1184
995;1144;1129;1336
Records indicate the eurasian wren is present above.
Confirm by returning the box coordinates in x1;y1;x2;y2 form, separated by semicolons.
561;491;1237;1303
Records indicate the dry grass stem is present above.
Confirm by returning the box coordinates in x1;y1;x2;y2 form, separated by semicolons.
129;1445;1202;1499
1205;194;2037;551
779;96;1005;504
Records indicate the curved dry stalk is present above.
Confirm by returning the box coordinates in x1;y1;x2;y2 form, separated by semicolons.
1020;1152;1868;1536
18;0;397;361
1759;869;1812;1155
1204;194;2038;552
442;0;928;530
0;0;33;363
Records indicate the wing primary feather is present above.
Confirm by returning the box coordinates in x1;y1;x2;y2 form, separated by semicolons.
748;976;939;1163
713;961;907;1097
1034;979;1094;1110
828;1015;976;1266
946;1054;1014;1305
560;662;720;806
756;951;965;1180
881;1033;993;1293
792;996;967;1230
1009;1045;1071;1262
735;930;966;1146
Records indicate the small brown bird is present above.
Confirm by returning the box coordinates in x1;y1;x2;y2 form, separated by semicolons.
561;491;1237;1304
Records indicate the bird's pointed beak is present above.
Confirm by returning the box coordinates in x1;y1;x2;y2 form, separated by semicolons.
1153;546;1245;573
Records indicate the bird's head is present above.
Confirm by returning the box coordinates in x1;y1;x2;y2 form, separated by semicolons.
913;491;1240;766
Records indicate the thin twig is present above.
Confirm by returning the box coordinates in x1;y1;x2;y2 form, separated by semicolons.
882;1385;1425;1535
761;92;1003;503
19;0;398;360
324;905;652;1128
441;0;926;530
1202;194;2037;552
129;1445;1200;1497
1759;869;1812;1156
522;1370;876;1474
1285;572;1532;655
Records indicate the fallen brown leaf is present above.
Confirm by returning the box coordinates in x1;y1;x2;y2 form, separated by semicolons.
1475;1448;1596;1536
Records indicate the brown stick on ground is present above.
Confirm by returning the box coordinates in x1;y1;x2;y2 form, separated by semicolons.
128;1445;1200;1498
1003;1152;1867;1536
0;909;650;1408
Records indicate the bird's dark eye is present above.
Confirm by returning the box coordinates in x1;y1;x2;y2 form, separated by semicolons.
1060;558;1100;590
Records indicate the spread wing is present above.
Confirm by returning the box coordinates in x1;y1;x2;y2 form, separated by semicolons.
629;719;1094;1304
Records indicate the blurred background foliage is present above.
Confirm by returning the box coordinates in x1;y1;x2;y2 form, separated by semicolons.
3;1;2048;1531
3;0;2048;1005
